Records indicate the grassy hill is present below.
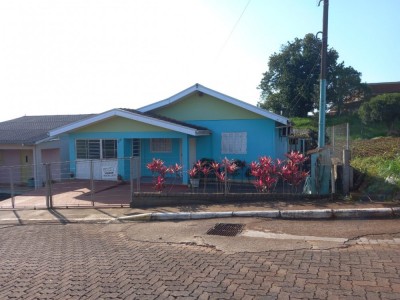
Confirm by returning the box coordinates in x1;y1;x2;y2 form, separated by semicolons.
291;115;395;140
351;137;400;199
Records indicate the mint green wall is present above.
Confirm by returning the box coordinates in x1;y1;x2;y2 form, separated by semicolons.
152;94;263;121
76;116;170;133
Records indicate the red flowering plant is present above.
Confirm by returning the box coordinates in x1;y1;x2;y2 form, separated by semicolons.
249;157;281;193
200;164;212;192
189;160;216;191
188;160;203;179
212;158;238;193
146;158;182;192
210;161;220;174
189;166;198;179
280;151;309;193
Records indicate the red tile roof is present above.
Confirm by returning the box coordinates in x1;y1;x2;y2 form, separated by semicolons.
368;82;400;95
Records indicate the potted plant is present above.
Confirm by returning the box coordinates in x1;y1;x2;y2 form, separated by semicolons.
189;160;203;189
146;158;183;192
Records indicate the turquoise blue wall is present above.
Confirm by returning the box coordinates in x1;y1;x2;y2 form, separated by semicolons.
140;138;181;177
274;128;289;160
69;131;186;181
189;118;277;164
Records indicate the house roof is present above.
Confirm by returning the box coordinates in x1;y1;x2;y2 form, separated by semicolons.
0;114;95;145
368;81;400;95
48;108;211;137
290;128;313;139
138;83;290;125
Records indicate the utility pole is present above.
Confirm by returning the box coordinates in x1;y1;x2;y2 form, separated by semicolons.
318;0;329;148
309;0;331;195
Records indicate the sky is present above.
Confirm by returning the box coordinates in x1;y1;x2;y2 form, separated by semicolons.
0;0;399;122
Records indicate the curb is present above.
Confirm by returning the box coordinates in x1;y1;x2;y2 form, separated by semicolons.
1;207;398;224
116;207;400;222
332;208;394;219
280;209;333;219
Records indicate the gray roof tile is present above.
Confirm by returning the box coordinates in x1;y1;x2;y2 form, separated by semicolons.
0;115;95;145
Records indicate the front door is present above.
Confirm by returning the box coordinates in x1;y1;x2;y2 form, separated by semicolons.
20;150;33;184
131;139;141;179
189;138;196;169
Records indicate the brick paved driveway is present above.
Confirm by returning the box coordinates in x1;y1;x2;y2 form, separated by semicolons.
0;223;399;299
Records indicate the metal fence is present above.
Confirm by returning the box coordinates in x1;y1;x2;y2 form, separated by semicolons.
0;156;311;209
326;123;350;163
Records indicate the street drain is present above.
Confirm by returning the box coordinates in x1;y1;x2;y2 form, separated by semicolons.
206;223;244;237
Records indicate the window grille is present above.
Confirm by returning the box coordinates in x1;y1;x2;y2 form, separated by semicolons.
150;138;172;153
76;139;116;159
132;139;141;157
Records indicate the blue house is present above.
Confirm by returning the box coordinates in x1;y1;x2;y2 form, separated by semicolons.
49;84;291;184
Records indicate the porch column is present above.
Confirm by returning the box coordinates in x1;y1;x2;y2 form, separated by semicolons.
117;139;125;180
182;136;189;184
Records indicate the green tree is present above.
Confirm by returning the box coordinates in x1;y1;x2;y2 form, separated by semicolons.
258;33;366;117
359;93;400;133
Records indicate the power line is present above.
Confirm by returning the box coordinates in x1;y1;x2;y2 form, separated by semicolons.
289;53;321;110
215;0;252;60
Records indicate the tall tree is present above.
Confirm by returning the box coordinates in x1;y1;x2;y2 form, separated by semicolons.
258;33;366;117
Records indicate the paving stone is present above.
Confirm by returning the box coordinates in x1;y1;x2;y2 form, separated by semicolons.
0;223;399;299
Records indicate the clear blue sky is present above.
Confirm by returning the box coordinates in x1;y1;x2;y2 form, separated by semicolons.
0;0;399;122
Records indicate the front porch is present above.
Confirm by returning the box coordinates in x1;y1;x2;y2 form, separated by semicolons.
70;136;200;185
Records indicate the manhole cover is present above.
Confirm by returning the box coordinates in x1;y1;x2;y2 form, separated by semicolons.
206;223;244;237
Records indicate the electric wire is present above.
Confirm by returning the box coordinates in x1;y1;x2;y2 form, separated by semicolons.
215;0;252;60
287;52;322;111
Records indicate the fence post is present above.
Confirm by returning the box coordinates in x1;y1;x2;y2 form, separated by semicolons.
90;160;94;206
130;157;134;206
224;164;227;196
136;157;141;193
45;163;53;208
331;125;335;156
342;149;350;195
9;167;15;209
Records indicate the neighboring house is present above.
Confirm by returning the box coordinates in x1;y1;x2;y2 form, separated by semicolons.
0;114;94;186
334;81;400;115
368;81;400;96
49;84;291;184
288;128;314;155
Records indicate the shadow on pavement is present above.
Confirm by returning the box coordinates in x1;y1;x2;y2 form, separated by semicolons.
48;209;70;225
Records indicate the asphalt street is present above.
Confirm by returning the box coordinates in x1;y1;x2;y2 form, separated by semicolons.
0;218;399;299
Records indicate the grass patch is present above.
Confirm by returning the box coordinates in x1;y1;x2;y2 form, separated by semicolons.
291;114;394;140
351;141;400;198
291;117;318;130
351;155;400;197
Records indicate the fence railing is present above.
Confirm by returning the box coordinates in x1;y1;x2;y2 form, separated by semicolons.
0;156;310;209
327;123;350;163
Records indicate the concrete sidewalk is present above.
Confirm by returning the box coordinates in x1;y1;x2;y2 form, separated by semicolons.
1;201;399;224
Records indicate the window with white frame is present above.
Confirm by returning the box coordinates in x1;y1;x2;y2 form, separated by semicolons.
76;139;117;159
221;132;247;154
150;138;172;153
